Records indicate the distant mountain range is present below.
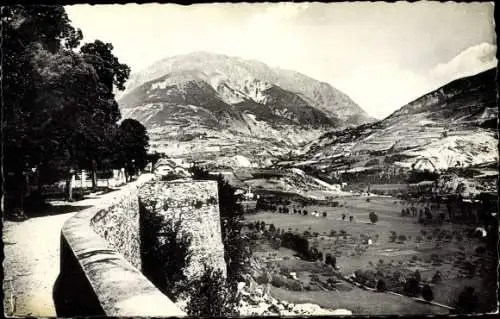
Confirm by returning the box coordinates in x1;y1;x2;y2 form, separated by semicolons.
290;67;498;173
118;51;374;163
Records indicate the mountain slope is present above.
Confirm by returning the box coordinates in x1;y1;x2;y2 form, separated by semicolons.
118;52;372;165
292;67;498;173
119;51;373;126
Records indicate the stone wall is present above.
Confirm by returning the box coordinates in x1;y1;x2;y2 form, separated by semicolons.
139;179;227;280
54;175;186;317
90;187;142;270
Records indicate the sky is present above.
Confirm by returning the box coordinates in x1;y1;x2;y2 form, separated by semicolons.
65;2;497;119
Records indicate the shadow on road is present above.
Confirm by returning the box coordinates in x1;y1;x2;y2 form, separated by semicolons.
25;204;93;218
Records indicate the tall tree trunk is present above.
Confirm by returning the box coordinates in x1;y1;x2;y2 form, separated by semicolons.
91;160;97;190
124;169;129;183
66;173;73;202
91;169;97;190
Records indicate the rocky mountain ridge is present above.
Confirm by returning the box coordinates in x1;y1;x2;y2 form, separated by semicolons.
289;67;498;174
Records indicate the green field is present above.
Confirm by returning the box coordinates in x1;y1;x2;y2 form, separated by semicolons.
245;195;496;314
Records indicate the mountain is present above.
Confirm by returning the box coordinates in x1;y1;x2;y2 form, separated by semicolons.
119;51;372;126
118;52;372;164
290;67;498;174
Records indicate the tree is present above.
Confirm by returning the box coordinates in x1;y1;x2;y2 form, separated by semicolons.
269;223;276;233
2;5;86;217
186;266;238;316
369;212;378;224
454;286;478;314
78;40;131;187
376;279;387;292
422;284;433;302
140;210;192;299
403;277;421;297
325;253;336;268
116;119;150;181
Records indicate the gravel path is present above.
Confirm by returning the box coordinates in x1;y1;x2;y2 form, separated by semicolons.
2;188;128;316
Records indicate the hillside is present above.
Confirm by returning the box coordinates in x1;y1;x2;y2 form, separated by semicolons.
119;52;372;164
119;51;372;126
290;68;498;174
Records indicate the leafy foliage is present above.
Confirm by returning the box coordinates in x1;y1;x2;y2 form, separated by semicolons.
369;211;378;224
140;202;192;299
2;5;146;216
185;266;239;316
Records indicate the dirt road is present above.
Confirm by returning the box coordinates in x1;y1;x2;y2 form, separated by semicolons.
2;185;133;316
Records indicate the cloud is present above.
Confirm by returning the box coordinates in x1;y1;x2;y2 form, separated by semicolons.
429;42;497;82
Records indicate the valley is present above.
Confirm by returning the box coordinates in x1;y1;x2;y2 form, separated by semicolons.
120;53;497;316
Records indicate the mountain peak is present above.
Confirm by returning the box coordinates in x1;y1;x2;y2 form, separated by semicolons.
122;52;373;126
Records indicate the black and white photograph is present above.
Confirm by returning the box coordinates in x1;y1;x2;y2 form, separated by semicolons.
2;1;498;317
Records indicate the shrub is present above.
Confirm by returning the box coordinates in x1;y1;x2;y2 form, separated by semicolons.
271;274;286;288
369;212;378;224
422;284;434;302
323;212;327;218
366;198;371;202
398;235;407;242
330;230;337;237
454;286;478;314
186;266;238;316
403;277;421;297
269;223;276;233
376;279;387;292
415;235;423;243
284;279;302;291
325;253;336;268
431;271;442;284
141;212;192;299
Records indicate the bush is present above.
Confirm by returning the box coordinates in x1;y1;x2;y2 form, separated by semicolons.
271;274;286;288
403;277;421;297
369;212;378;224
330;230;337;237
325;253;336;268
284;279;302;291
140;211;192;299
431;271;442;284
422;284;434;302
269;223;276;233
322;212;327;218
186;266;238;316
376;279;387;292
454;286;478;313
398;235;407;242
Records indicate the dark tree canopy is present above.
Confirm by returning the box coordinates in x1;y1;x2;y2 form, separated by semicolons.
117;119;150;179
2;5;142;217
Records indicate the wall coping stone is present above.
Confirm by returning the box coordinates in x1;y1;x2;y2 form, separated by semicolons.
61;174;186;317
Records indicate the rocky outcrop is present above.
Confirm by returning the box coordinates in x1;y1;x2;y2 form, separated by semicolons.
237;283;352;316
